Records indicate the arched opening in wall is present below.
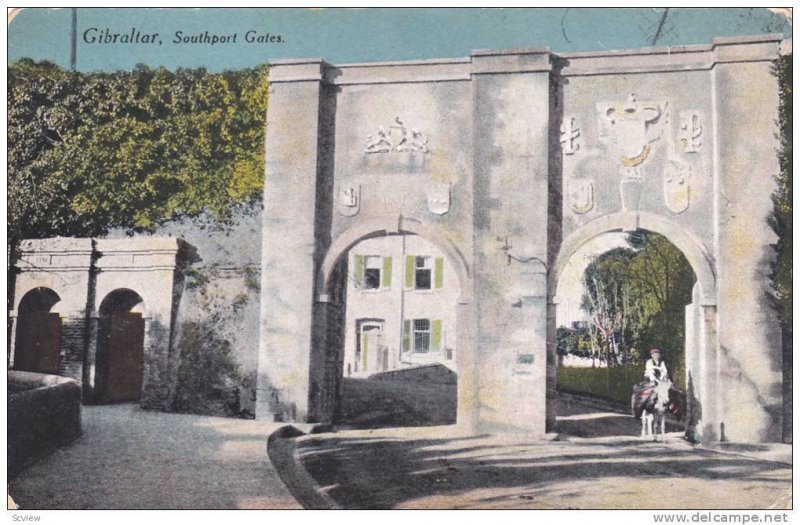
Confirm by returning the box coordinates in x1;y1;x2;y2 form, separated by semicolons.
325;233;460;429
14;288;62;374
552;230;697;439
96;289;145;403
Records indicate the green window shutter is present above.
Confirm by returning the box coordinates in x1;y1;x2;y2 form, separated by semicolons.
382;256;392;288
434;257;444;289
405;255;415;288
403;320;411;352
361;333;368;371
354;254;363;288
431;319;442;352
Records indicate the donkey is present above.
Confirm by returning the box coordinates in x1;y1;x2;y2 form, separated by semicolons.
641;379;673;441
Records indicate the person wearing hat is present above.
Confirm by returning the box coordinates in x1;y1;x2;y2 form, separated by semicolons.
645;348;669;384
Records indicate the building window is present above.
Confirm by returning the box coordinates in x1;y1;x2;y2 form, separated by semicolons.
405;255;443;290
415;256;431;290
363;256;382;289
413;319;430;353
355;255;392;290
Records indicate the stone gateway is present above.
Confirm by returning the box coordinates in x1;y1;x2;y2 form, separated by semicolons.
257;35;784;443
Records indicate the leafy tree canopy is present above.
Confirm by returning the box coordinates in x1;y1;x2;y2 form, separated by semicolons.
8;59;269;242
559;231;695;385
771;54;792;330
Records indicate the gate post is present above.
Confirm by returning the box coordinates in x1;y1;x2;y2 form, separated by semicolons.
256;60;328;422
470;49;552;436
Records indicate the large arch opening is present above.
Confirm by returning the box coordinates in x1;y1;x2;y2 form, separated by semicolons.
316;221;472;429
13;287;62;374
96;289;145;403
550;223;714;440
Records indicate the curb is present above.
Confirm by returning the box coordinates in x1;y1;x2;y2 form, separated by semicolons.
266;425;341;510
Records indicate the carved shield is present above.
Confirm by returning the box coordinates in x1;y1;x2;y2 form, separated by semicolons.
598;94;667;168
663;162;691;214
337;185;360;216
427;183;451;215
570;180;594;215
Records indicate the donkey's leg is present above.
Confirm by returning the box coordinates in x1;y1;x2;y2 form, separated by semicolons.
653;412;658;441
660;412;666;441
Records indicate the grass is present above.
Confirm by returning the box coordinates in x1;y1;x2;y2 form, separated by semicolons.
557;365;644;405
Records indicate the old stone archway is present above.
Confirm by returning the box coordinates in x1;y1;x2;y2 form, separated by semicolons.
12;287;63;375
257;35;784;442
8;237;194;408
96;289;146;403
549;216;717;439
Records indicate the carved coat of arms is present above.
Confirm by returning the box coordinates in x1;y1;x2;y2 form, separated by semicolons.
597;93;668;175
663;161;691;214
337;185;360;216
569;180;594;214
427;182;451;215
365;117;428;154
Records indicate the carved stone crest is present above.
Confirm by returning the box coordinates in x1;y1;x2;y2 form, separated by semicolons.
365;117;428;154
560;115;581;156
569;179;594;214
678;111;703;154
597;93;668;177
663;161;691;214
427;182;451;215
337;184;360;216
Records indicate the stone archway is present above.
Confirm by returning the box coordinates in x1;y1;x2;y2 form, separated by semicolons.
315;218;476;428
13;287;63;375
549;212;719;441
95;289;146;403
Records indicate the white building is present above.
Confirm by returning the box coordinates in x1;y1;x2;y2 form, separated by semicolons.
342;234;459;377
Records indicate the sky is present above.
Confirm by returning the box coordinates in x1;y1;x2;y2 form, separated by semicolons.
8;7;791;72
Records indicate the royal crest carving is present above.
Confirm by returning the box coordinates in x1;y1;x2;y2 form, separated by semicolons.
569;179;594;214
560;115;581;155
365;117;428;154
337;184;360;216
679;111;703;154
663;161;691;214
597;93;668;178
427;182;451;215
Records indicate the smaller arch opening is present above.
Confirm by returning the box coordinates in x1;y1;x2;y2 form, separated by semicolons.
325;232;461;429
14;287;62;374
552;230;698;439
96;289;145;403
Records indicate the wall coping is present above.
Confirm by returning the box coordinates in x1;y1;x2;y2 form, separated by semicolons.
267;34;784;85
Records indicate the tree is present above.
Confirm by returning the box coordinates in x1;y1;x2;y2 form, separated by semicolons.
8;60;269;244
579;232;695;385
771;53;791;442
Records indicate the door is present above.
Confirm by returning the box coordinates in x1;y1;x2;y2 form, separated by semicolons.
358;322;384;373
15;312;61;374
106;312;145;402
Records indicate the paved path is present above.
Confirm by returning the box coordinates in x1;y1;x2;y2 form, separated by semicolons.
293;394;791;509
9;404;301;510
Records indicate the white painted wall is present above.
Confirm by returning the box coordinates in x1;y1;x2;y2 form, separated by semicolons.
342;234;459;377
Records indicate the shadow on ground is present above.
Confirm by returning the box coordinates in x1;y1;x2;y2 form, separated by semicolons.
298;393;790;509
298;431;791;509
336;376;456;429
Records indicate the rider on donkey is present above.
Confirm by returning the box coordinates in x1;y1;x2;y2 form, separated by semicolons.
632;348;669;419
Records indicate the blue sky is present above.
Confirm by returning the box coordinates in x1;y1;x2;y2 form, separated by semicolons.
9;8;790;72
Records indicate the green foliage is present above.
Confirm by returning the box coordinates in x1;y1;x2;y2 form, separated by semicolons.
556;322;594;358
557;365;643;405
571;231;693;387
8;59;269;243
771;54;792;331
171;319;253;418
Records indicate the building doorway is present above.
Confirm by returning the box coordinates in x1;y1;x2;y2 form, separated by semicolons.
96;289;145;402
13;288;62;374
